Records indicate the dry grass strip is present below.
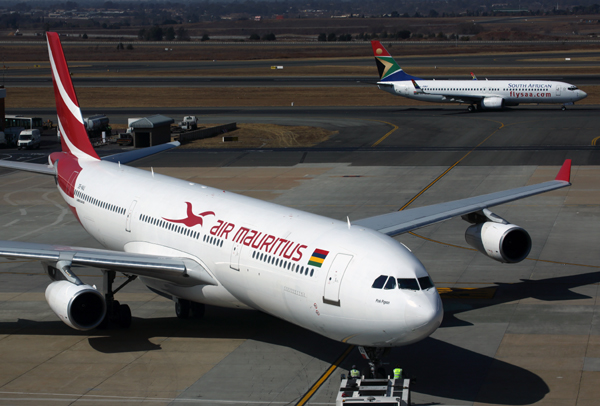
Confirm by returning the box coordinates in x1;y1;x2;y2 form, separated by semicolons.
179;123;336;149
6;85;600;108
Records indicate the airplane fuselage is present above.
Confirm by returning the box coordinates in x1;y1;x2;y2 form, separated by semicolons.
52;152;443;347
379;79;586;107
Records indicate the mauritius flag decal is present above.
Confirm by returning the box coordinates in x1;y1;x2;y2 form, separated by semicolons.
308;249;329;268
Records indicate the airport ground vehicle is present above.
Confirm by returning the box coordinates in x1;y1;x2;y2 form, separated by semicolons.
17;129;41;149
337;376;411;406
4;115;43;131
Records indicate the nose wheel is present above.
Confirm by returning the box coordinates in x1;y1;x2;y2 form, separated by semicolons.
358;346;391;378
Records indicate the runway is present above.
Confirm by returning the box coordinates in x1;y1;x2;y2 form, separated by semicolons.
5;74;600;87
0;106;599;405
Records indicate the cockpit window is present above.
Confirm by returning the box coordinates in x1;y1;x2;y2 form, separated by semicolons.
372;275;387;289
418;276;435;290
397;278;420;291
384;277;397;290
568;86;578;90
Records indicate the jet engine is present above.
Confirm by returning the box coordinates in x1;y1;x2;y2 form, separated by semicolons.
481;97;504;109
45;280;106;330
465;222;531;263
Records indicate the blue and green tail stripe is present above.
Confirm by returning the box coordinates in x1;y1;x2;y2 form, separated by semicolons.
308;248;329;267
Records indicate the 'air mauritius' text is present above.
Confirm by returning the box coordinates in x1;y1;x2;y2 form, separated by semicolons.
210;219;307;262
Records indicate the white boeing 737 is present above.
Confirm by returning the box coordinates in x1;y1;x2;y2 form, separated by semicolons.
372;40;587;112
0;33;572;374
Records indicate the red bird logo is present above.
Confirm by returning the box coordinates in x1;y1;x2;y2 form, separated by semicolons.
163;202;215;227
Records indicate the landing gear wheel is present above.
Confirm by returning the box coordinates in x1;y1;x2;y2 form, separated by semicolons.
561;106;567;111
116;304;132;328
190;302;205;319
358;346;392;379
467;105;475;112
95;270;137;330
175;299;191;319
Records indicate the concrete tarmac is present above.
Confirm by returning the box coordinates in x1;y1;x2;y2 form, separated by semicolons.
0;107;599;405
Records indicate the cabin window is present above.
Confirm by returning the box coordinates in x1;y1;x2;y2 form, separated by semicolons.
397;278;420;291
310;269;314;277
418;276;434;290
371;275;387;289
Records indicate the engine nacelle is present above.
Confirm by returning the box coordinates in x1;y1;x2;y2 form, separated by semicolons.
481;96;504;109
45;281;106;330
465;222;531;263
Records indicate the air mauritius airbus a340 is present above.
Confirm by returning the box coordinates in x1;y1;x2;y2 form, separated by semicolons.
372;40;587;112
0;33;572;373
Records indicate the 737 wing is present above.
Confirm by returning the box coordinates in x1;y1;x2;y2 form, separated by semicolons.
354;160;571;237
410;79;485;104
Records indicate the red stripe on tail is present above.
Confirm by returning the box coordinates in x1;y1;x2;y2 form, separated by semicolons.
46;32;99;160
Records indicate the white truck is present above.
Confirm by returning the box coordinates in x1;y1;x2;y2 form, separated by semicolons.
17;129;41;149
179;116;198;131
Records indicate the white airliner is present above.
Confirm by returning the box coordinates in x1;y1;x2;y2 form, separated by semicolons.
0;33;572;373
372;40;588;112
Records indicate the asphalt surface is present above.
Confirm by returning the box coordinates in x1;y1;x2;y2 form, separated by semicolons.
0;105;599;405
3;50;600;87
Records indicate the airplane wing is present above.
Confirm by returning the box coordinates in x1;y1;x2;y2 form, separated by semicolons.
0;160;55;176
0;240;216;286
408;79;485;103
102;141;180;164
354;160;571;237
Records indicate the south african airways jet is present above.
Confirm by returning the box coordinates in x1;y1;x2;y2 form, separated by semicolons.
0;33;572;373
372;40;587;112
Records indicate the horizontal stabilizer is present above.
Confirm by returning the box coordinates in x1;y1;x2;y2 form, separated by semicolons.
0;160;55;176
102;141;180;165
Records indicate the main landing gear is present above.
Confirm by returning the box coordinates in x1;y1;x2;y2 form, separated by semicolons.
98;270;136;329
561;105;567;111
358;346;392;379
175;298;206;319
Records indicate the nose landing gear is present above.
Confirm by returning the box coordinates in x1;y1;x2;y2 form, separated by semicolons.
358;346;392;378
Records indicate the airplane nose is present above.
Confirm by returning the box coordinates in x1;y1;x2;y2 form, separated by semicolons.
579;90;588;100
404;291;443;334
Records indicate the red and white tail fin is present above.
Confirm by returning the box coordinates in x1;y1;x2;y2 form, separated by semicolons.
46;32;99;161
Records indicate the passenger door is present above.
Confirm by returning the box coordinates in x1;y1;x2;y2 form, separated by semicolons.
125;200;137;232
323;253;353;306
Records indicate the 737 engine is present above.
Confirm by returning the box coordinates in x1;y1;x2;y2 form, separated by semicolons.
45;280;106;330
481;96;504;109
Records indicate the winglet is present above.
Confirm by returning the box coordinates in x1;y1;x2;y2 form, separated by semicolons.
471;72;478;80
555;159;572;182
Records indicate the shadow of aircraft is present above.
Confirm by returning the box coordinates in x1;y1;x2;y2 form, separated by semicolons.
2;271;598;404
441;270;600;328
1;303;548;405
